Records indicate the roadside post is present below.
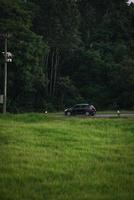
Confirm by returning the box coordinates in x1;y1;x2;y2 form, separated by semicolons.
117;110;120;117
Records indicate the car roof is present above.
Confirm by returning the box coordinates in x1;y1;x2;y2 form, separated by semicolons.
75;104;89;106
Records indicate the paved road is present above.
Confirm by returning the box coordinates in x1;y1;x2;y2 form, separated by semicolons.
95;113;134;118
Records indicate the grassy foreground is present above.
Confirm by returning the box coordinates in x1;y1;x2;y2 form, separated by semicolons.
0;113;134;200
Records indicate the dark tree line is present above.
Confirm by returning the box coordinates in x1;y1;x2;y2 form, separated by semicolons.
0;0;134;112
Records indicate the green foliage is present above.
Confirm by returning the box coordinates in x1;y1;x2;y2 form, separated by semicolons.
56;76;84;108
0;0;32;33
0;0;134;112
8;32;48;112
0;0;48;112
33;0;81;49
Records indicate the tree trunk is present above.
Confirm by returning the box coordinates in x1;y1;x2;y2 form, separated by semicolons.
49;48;55;96
53;48;60;96
44;50;49;95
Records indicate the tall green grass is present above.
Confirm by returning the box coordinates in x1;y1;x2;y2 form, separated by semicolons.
0;113;134;200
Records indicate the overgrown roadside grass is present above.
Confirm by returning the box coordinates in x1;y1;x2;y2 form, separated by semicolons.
0;113;134;200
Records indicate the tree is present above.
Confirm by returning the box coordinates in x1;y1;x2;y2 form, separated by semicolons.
0;0;48;112
32;0;81;97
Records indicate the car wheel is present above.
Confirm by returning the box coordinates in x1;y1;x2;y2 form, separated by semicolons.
67;111;71;116
91;112;95;116
85;111;90;116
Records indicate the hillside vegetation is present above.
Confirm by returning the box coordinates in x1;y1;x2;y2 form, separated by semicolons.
0;0;134;112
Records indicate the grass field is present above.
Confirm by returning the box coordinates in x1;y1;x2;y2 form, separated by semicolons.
0;113;134;200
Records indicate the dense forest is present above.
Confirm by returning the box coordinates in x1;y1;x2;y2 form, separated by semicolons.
0;0;134;112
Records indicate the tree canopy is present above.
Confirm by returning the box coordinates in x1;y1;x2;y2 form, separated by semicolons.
0;0;134;112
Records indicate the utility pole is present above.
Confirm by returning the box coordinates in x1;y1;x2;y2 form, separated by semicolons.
0;33;12;114
3;35;7;114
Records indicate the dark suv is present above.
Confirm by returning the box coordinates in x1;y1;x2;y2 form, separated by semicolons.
64;104;96;116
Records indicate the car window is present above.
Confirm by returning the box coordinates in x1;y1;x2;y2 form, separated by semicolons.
73;105;80;109
80;105;87;108
80;105;89;108
73;105;89;109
